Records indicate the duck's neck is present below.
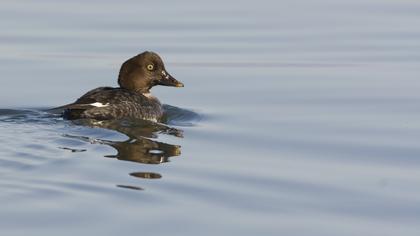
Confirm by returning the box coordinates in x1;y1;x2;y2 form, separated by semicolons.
142;92;153;98
121;86;150;94
120;86;159;101
135;87;151;94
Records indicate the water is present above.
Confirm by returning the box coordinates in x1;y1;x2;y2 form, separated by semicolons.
1;0;420;235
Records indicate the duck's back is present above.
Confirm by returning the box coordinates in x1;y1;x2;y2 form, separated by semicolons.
63;87;163;121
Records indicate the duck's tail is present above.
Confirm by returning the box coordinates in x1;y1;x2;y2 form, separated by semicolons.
46;103;74;113
48;103;97;112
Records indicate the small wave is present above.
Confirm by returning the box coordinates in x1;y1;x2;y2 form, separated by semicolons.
0;109;62;124
162;104;201;126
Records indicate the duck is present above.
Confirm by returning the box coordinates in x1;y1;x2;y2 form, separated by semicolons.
58;51;183;122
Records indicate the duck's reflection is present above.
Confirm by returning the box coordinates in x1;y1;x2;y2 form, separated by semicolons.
63;118;182;190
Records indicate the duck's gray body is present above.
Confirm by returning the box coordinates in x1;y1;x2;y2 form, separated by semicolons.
63;87;163;121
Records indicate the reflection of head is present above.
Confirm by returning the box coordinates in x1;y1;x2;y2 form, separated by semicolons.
106;137;181;164
130;172;162;179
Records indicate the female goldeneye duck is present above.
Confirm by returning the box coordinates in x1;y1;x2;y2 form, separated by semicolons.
61;51;183;122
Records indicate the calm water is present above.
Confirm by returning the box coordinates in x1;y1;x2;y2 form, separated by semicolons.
1;0;420;235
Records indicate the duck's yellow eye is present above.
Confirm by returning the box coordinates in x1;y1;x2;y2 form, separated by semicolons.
147;64;154;71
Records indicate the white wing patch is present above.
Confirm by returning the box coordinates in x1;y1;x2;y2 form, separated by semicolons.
90;102;110;107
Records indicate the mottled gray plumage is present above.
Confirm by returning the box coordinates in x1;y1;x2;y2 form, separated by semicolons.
63;87;163;121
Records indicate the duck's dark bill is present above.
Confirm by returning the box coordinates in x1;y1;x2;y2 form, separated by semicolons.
158;71;184;87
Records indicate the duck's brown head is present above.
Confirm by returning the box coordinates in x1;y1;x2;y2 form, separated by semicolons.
118;51;183;93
